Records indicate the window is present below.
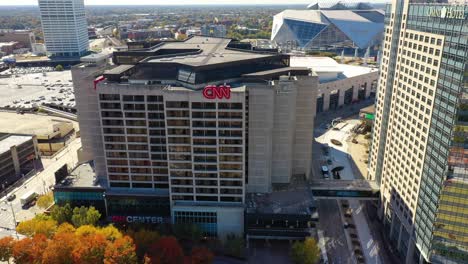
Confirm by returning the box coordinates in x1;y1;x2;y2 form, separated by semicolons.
99;94;120;101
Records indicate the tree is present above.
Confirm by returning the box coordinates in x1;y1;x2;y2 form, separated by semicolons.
16;218;57;238
0;237;14;263
148;236;184;264
72;233;108;264
55;64;64;71
191;246;214;264
173;223;202;242
12;234;48;264
71;206;101;227
50;204;73;224
224;234;245;258
97;225;123;242
104;236;138;264
290;238;320;264
126;229;160;259
42;231;77;264
56;222;76;234
75;225;98;237
36;193;54;209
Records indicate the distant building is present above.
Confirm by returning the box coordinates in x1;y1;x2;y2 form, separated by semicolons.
186;28;202;37
38;0;89;57
290;56;378;112
271;1;384;55
32;43;47;55
0;133;38;190
0;30;36;50
127;28;173;41
0;42;20;55
201;24;227;38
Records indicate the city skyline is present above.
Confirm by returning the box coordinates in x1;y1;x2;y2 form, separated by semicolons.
1;0;390;6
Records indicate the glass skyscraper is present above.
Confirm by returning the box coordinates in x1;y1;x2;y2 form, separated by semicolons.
368;0;467;263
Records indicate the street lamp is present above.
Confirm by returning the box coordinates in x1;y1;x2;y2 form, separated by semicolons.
42;180;47;194
4;201;18;239
102;193;108;218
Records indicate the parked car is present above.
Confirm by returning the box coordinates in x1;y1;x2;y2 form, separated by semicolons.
7;194;16;201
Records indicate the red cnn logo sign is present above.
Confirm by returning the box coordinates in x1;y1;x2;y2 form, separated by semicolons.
203;85;231;99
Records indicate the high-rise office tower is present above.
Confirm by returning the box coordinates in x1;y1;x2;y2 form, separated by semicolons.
368;0;467;263
38;0;89;57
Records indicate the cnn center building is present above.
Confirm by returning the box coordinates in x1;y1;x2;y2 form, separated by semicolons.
71;36;317;238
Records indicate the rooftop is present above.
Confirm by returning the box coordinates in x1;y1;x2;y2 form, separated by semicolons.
142;37;275;67
0;134;33;154
0;112;78;137
290;56;378;83
246;190;314;215
55;161;103;189
107;36;296;88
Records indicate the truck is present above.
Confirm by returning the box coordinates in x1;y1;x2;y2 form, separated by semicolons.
20;191;38;208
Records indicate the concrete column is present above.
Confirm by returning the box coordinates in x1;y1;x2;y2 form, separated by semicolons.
323;90;330;111
10;147;20;176
405;238;415;264
338;89;345;107
389;211;396;239
352;85;359;101
365;81;372;98
396;222;403;252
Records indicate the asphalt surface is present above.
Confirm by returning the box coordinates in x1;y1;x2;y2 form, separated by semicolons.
0;137;81;239
318;199;353;264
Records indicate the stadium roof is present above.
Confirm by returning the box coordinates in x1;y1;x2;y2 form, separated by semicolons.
307;0;374;10
272;8;384;49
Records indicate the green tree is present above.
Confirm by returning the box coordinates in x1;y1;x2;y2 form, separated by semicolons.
50;204;73;224
173;223;202;242
126;229;160;260
55;64;64;71
71;206;101;227
37;193;54;209
224;234;245;258
291;238;320;264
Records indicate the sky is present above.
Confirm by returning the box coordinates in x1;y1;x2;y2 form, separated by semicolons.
0;0;390;6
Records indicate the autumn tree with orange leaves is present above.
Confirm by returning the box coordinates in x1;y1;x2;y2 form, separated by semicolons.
104;236;138;264
148;236;184;264
0;236;14;264
191;246;214;264
12;234;48;264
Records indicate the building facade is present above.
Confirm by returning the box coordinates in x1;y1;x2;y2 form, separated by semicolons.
0;30;36;50
71;37;317;238
368;1;467;263
200;24;227;38
38;0;89;57
0;134;38;191
291;56;379;112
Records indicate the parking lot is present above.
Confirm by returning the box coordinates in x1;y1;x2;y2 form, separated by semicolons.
0;69;75;109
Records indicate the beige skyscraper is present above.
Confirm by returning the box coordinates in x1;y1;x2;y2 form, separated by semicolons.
368;0;467;263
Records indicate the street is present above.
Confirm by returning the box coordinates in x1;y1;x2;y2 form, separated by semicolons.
0;137;81;239
313;116;385;264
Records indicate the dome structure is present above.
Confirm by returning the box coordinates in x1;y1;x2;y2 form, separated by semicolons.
271;5;384;51
306;0;373;10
